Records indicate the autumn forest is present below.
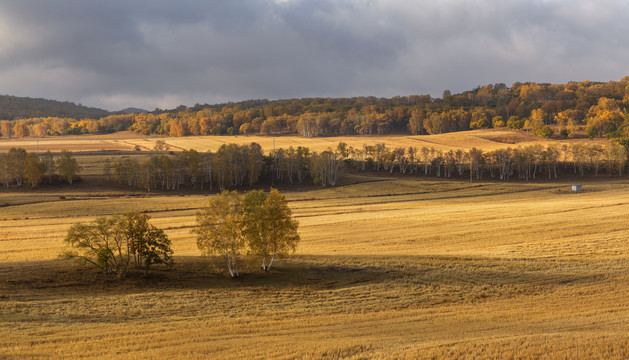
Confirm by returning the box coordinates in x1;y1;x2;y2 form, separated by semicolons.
2;77;629;141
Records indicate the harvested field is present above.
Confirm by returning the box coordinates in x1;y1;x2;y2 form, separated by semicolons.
0;129;610;154
2;172;629;358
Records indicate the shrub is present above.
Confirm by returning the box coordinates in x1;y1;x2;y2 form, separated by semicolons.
538;126;554;139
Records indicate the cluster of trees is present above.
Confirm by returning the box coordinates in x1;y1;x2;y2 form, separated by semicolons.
271;146;343;187
109;143;343;191
0;148;80;188
3;78;629;139
62;189;299;279
340;141;629;180
4;138;629;195
110;140;626;190
0;143;341;193
0;114;134;137
194;189;299;277
63;211;173;278
110;144;264;191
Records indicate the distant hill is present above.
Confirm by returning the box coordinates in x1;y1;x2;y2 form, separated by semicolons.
119;107;149;114
0;95;110;120
3;76;629;140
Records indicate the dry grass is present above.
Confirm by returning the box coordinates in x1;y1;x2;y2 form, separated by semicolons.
2;166;629;358
0;129;610;153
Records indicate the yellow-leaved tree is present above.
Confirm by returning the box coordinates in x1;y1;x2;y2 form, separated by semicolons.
586;97;625;137
194;189;300;277
56;150;81;184
527;108;546;134
194;190;245;278
243;189;300;272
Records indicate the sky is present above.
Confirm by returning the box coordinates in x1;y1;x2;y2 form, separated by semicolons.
0;0;628;111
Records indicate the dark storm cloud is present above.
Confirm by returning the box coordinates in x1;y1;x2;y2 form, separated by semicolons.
0;0;628;110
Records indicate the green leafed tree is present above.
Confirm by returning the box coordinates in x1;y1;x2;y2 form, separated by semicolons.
64;216;130;278
63;211;173;278
119;211;174;275
243;188;300;272
193;190;245;278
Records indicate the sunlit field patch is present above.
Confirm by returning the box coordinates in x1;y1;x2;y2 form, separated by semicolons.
2;171;629;358
0;128;609;153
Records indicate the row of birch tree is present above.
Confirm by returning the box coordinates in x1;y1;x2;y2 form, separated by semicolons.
110;144;344;191
0;148;80;188
341;142;628;180
4;141;627;192
111;144;264;191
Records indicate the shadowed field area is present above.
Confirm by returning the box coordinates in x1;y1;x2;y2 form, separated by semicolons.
2;175;629;358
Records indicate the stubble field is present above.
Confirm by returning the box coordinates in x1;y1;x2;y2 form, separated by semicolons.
2;174;629;358
0;128;610;154
1;131;629;359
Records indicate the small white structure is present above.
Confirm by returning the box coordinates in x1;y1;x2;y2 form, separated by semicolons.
572;185;582;192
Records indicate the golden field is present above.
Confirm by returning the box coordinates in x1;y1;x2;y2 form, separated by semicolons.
0;128;610;154
2;171;629;358
1;130;628;359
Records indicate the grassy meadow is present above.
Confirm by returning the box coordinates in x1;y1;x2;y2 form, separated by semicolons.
1;131;629;358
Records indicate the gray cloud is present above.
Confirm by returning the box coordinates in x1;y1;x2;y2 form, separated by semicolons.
0;0;628;111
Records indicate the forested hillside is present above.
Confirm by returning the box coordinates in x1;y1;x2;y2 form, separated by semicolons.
2;77;628;139
0;95;110;121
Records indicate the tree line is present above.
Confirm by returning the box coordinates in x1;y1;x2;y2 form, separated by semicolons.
0;114;133;138
109;140;629;192
339;141;629;181
0;148;80;188
111;144;263;191
0;143;341;191
2;77;629;139
4;139;628;192
110;143;343;191
63;189;299;279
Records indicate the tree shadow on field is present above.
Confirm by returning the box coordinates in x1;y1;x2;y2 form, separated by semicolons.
0;256;390;297
0;255;617;299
